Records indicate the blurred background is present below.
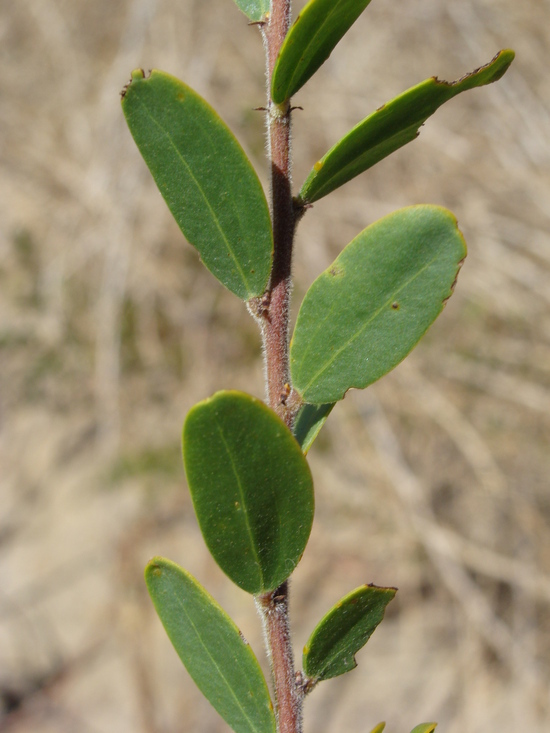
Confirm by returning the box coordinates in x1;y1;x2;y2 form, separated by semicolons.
1;0;549;731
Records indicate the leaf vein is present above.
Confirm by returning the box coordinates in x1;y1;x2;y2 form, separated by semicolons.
135;97;251;293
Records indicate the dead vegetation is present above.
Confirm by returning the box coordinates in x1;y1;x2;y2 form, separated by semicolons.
1;1;549;731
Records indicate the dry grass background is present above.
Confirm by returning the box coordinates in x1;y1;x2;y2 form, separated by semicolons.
1;0;550;731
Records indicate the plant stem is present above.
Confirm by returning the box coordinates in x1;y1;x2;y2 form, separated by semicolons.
256;583;303;733
261;0;296;423
253;4;303;733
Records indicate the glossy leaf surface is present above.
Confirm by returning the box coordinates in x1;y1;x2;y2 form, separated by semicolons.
122;69;272;300
183;391;314;594
293;402;335;454
410;725;437;733
272;0;373;104
298;50;515;203
231;0;269;21
145;558;275;733
303;584;396;681
290;206;467;404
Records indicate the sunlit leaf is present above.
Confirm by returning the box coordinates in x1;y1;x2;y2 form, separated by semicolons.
145;558;276;733
298;50;515;203
369;724;386;733
293;402;335;454
410;725;437;733
183;391;314;594
231;0;269;22
290;206;467;404
272;0;373;104
303;584;396;681
122;69;272;300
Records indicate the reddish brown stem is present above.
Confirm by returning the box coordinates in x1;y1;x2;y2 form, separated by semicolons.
256;583;303;733
260;0;297;424
252;4;303;733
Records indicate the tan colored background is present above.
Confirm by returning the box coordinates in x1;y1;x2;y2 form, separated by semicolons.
1;0;549;731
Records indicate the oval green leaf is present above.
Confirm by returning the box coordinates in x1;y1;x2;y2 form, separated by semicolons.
145;557;276;733
231;0;269;22
303;584;396;682
290;206;467;404
298;49;515;203
410;725;437;733
293;402;335;454
272;0;373;104
122;69;273;300
182;391;314;594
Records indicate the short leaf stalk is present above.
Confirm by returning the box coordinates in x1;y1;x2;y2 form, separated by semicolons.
121;3;514;733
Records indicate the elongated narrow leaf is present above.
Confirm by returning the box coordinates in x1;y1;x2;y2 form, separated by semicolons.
293;402;335;454
303;585;396;682
231;0;269;22
410;725;437;733
183;391;314;594
145;558;275;733
290;206;466;404
122;69;272;300
298;49;515;203
272;0;373;104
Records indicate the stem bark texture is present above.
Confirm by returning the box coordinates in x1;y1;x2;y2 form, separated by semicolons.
255;4;303;733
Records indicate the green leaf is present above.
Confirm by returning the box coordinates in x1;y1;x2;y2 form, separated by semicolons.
303;584;396;682
298;49;515;203
290;206;467;404
272;0;373;104
410;725;437;733
145;557;276;733
182;391;314;594
122;69;272;300
293;402;335;454
369;724;386;733
231;0;269;22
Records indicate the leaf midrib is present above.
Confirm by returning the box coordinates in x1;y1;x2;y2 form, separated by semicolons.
166;573;268;733
281;0;356;99
133;93;252;296
299;254;443;397
215;422;265;590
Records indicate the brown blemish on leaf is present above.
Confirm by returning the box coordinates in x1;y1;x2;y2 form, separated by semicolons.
433;50;513;88
391;302;400;310
442;256;466;307
328;264;343;278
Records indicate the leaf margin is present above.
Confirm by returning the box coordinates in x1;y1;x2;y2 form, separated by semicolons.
298;49;515;203
121;68;273;300
182;390;315;594
302;583;397;682
290;205;467;404
145;556;276;733
271;0;373;104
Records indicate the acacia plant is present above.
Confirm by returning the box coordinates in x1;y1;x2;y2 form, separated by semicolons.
121;2;514;732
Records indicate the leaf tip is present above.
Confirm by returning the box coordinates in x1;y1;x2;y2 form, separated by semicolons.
369;722;386;733
120;68;149;99
489;48;515;81
410;723;437;733
145;556;167;581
